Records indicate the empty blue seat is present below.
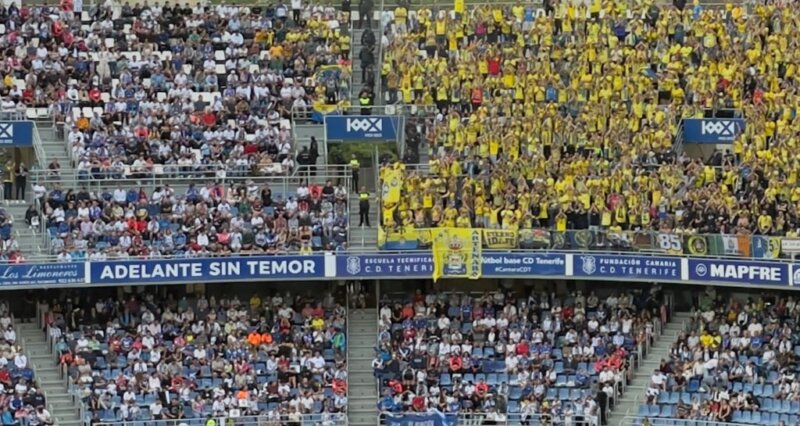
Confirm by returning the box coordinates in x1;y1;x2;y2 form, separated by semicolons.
440;374;452;386
668;392;679;404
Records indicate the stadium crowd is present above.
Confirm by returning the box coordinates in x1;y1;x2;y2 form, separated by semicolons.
0;302;52;426
34;177;350;260
642;289;800;425
0;206;21;263
0;0;353;178
374;287;665;423
378;0;800;238
44;290;348;423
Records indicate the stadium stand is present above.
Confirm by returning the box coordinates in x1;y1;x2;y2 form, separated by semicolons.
636;290;800;426
40;176;350;259
375;1;800;237
374;288;663;424
0;1;358;260
1;1;352;178
43;290;348;424
0;302;50;426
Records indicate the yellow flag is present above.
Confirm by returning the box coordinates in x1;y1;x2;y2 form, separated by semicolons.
454;0;464;13
432;228;482;281
382;168;402;205
377;226;386;249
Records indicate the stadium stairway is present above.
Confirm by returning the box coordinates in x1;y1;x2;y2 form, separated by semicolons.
38;123;73;178
347;308;379;426
608;311;692;425
1;202;45;256
351;28;369;105
16;322;84;426
348;193;379;249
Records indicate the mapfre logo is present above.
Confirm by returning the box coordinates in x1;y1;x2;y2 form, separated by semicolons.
701;120;736;136
346;118;382;133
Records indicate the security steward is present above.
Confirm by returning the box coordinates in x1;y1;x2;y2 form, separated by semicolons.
349;154;360;191
359;88;373;116
358;186;371;227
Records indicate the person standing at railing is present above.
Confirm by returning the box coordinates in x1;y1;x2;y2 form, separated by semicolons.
2;160;14;201
359;87;374;115
350;154;360;191
14;163;27;201
359;186;371;227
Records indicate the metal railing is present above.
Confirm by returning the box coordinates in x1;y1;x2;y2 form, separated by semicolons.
379;412;600;426
33;195;49;255
673;119;685;155
3;241;799;266
29;166;351;194
31;121;47;170
618;417;752;426
94;413;348;426
291;103;437;123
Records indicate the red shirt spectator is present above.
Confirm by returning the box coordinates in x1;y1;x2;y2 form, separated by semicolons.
21;88;33;104
134;126;149;139
448;355;462;372
88;87;101;103
475;380;489;396
487;57;501;75
202;111;216;127
516;340;530;356
411;395;426;411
